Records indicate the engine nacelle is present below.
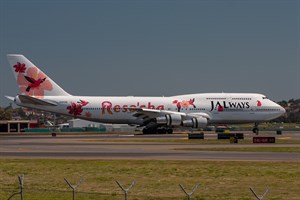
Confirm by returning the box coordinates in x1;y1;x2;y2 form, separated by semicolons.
182;117;207;128
156;114;182;126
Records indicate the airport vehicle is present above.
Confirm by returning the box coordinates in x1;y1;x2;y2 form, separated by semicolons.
6;54;286;134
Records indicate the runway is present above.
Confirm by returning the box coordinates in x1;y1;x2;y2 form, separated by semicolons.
0;132;299;161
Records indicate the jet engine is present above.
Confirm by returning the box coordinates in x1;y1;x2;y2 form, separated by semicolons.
156;114;208;128
182;116;207;128
156;114;182;126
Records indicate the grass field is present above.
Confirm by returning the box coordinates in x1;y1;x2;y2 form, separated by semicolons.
0;159;299;200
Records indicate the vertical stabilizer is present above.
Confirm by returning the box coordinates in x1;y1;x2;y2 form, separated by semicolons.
7;54;70;98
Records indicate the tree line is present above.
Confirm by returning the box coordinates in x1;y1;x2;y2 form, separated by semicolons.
273;99;300;123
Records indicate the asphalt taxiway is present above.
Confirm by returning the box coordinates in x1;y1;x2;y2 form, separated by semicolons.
0;132;299;161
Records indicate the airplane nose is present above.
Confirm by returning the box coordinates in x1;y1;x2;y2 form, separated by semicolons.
280;106;286;115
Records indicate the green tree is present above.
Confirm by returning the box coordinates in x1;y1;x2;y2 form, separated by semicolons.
278;100;288;107
0;107;12;120
14;108;27;119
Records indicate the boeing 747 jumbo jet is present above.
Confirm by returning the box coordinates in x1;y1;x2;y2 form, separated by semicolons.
6;55;285;134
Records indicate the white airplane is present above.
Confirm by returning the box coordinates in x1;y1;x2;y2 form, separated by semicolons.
6;54;286;134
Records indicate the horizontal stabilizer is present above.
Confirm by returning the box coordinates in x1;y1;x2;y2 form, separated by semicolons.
18;95;57;106
5;96;15;101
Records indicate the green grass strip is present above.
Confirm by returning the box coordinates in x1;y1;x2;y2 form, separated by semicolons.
0;159;299;200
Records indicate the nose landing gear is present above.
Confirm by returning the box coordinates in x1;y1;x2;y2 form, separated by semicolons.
252;123;259;135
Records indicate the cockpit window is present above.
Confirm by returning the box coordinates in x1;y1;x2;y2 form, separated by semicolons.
262;96;268;99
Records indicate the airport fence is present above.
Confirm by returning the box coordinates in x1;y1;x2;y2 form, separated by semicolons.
3;174;271;200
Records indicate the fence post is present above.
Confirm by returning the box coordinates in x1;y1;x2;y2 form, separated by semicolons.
64;177;83;200
115;180;135;200
179;183;200;200
7;174;24;200
250;187;269;200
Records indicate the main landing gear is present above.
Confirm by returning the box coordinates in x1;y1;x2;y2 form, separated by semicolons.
142;127;173;134
252;123;259;135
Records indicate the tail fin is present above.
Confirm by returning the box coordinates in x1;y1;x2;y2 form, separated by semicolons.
7;54;70;98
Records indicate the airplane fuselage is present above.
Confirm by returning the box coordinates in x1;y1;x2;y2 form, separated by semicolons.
15;93;285;126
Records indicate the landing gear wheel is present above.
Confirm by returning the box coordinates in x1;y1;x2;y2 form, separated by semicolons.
167;129;173;134
252;128;259;135
143;127;158;134
143;128;149;134
157;128;164;134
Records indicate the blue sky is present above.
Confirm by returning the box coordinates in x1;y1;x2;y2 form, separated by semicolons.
0;0;299;106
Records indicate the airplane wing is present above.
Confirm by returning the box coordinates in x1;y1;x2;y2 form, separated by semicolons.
133;108;210;119
132;108;211;127
132;108;185;120
185;112;211;119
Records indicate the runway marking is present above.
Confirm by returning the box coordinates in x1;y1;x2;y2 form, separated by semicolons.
119;134;135;137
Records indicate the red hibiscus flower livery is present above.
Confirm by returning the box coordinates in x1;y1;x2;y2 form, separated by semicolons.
67;100;89;116
14;62;26;73
85;112;92;118
173;98;196;112
16;67;53;98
